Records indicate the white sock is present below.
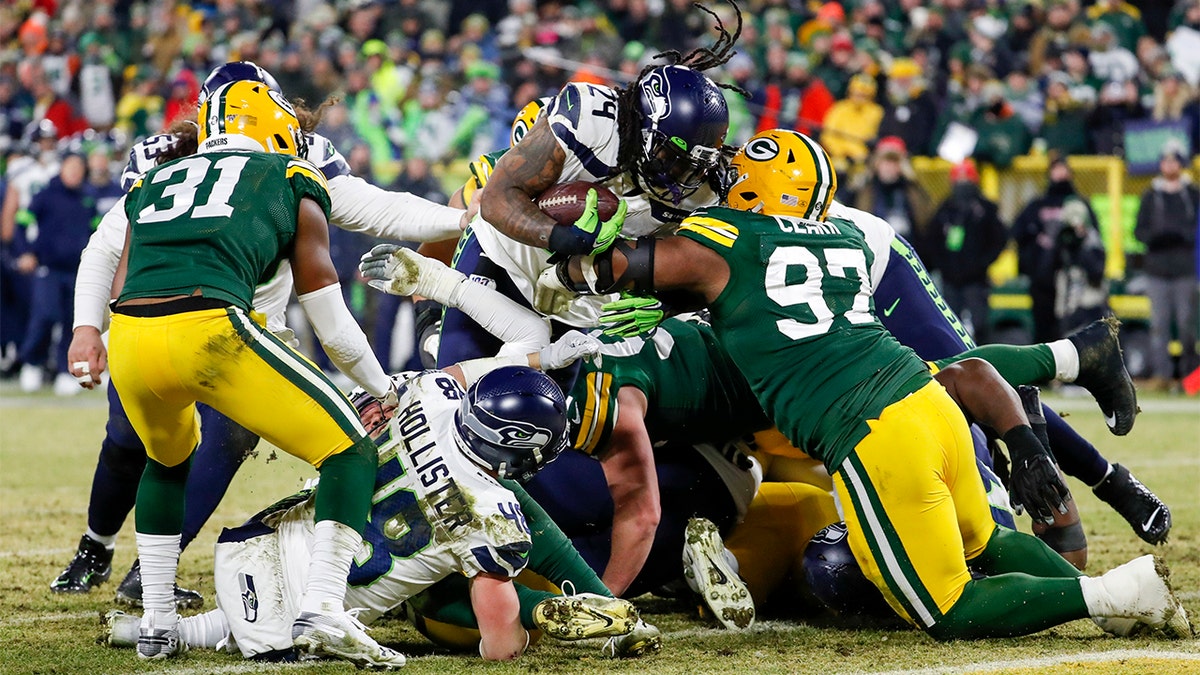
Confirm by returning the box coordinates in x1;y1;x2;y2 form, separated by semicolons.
136;532;181;624
1047;339;1080;382
1078;576;1114;617
179;609;230;649
298;520;361;615
85;528;117;549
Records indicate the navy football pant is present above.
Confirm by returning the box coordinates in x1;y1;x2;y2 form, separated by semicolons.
877;236;1109;485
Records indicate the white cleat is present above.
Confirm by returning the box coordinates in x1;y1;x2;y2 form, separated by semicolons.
601;618;662;658
292;610;407;670
101;610;140;648
533;586;638;640
683;517;754;630
1091;616;1146;638
1096;555;1193;638
137;611;187;660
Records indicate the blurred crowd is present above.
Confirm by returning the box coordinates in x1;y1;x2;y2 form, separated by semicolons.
1;0;1197;391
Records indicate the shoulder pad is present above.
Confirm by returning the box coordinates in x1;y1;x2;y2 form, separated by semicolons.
303;132;352;180
120;134;181;192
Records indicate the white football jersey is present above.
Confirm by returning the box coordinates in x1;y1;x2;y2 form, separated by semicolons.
828;200;896;292
343;371;533;622
471;82;720;327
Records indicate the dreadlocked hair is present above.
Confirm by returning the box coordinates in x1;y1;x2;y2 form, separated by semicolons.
614;0;748;174
293;95;340;134
158;119;200;165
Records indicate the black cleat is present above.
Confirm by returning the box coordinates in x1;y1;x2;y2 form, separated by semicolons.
50;536;113;593
1093;464;1172;545
115;559;205;610
1067;318;1138;436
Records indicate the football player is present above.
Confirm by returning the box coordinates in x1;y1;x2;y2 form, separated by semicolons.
104;365;652;662
52;61;466;606
108;81;405;664
438;3;743;368
539;129;1192;640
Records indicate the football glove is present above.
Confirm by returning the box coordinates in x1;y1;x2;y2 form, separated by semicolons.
1004;426;1071;525
599;293;664;337
359;244;464;301
533;266;579;316
537;330;601;370
547;189;628;257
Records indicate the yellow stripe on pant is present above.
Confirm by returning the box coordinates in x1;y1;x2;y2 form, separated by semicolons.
831;381;994;630
108;307;366;469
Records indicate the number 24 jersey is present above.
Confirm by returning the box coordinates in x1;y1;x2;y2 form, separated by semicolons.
676;207;931;471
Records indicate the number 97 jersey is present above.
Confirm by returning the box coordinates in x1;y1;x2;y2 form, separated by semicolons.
676;207;930;472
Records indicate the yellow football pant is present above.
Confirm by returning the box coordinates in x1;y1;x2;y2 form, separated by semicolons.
725;481;840;607
109;307;365;468
832;380;994;630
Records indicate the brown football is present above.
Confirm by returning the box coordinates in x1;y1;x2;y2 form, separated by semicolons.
536;181;620;226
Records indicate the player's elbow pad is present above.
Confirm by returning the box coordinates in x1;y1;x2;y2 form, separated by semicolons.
298;284;391;398
559;237;655;296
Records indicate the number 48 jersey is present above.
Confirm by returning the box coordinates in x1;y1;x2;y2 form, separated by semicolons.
676;207;931;471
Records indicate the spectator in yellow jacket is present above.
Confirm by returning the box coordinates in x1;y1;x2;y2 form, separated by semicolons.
820;74;884;171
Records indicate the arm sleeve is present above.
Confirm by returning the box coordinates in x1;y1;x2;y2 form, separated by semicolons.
441;277;551;353
73;195;129;330
327;174;463;242
297;283;392;398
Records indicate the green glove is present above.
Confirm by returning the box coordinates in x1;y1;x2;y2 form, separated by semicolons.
599;293;664;338
571;189;627;256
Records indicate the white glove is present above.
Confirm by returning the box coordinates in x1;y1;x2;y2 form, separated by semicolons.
533;266;579;316
537;330;601;370
359;244;464;301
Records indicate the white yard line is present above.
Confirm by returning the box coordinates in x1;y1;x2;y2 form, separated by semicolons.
0;611;97;626
0;547;76;558
864;649;1200;675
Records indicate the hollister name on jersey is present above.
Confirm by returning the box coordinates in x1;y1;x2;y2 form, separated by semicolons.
390;397;473;534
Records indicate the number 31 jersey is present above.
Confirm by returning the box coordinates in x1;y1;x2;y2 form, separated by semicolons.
120;146;330;311
346;371;532;621
676;207;930;471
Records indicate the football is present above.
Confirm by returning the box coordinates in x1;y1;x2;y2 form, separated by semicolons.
536;181;620;226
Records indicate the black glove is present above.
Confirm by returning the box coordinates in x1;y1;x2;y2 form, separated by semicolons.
413;299;443;369
1004;425;1071;525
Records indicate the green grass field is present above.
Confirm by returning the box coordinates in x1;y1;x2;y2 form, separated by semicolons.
1;386;1198;675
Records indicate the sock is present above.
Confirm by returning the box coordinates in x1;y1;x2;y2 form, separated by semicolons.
969;526;1083;579
299;520;361;615
935;344;1057;386
1044;409;1110;486
179;609;230;649
312;439;376;532
136;532;181;625
1090;463;1116;488
931;574;1090;640
1047;339;1080;381
502;479;612;597
516;584;559;630
86;437;147;538
135;457;192;535
180;405;260;550
85;528;116;549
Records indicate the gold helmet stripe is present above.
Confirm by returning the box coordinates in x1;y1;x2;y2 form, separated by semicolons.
797;132;834;221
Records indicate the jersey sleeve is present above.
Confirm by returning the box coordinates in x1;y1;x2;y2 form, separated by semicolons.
676;207;741;252
303;133;352;181
286;157;333;220
457;510;532;579
568;367;620;456
545;83;622;182
120;134;180;192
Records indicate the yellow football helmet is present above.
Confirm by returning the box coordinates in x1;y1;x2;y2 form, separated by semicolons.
510;96;552;147
198;80;305;156
727;129;837;221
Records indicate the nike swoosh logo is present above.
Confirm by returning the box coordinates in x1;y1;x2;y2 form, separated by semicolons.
707;556;729;585
1105;412;1117;428
1143;506;1162;532
883;298;900;317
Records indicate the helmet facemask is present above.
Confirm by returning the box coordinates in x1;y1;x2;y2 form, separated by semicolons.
638;128;722;205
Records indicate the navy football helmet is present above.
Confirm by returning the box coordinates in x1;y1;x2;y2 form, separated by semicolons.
802;523;891;618
635;65;729;204
453;366;568;483
200;61;281;104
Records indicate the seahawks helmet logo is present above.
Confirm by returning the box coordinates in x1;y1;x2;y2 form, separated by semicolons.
641;69;672;124
813;523;849;545
464;409;552;451
744;137;780;161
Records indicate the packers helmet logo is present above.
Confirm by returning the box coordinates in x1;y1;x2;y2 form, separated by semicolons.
640;69;671;123
267;89;297;116
745;137;780;162
511;120;529;145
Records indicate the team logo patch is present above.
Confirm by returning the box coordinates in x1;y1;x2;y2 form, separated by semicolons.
641;69;672;124
813;522;849;545
238;572;259;623
744;137;780;161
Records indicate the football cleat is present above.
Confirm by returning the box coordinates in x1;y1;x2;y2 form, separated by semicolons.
533;585;638;640
1092;464;1171;545
101;610;140;648
601;618;662;658
1091;616;1147;638
51;535;113;593
292;610;407;670
137;611;187;660
115;559;205;610
1067;318;1138;436
1092;555;1192;638
683;517;754;630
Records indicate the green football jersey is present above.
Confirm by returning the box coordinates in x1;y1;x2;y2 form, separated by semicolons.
567;317;770;456
676;206;931;471
120;150;332;310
